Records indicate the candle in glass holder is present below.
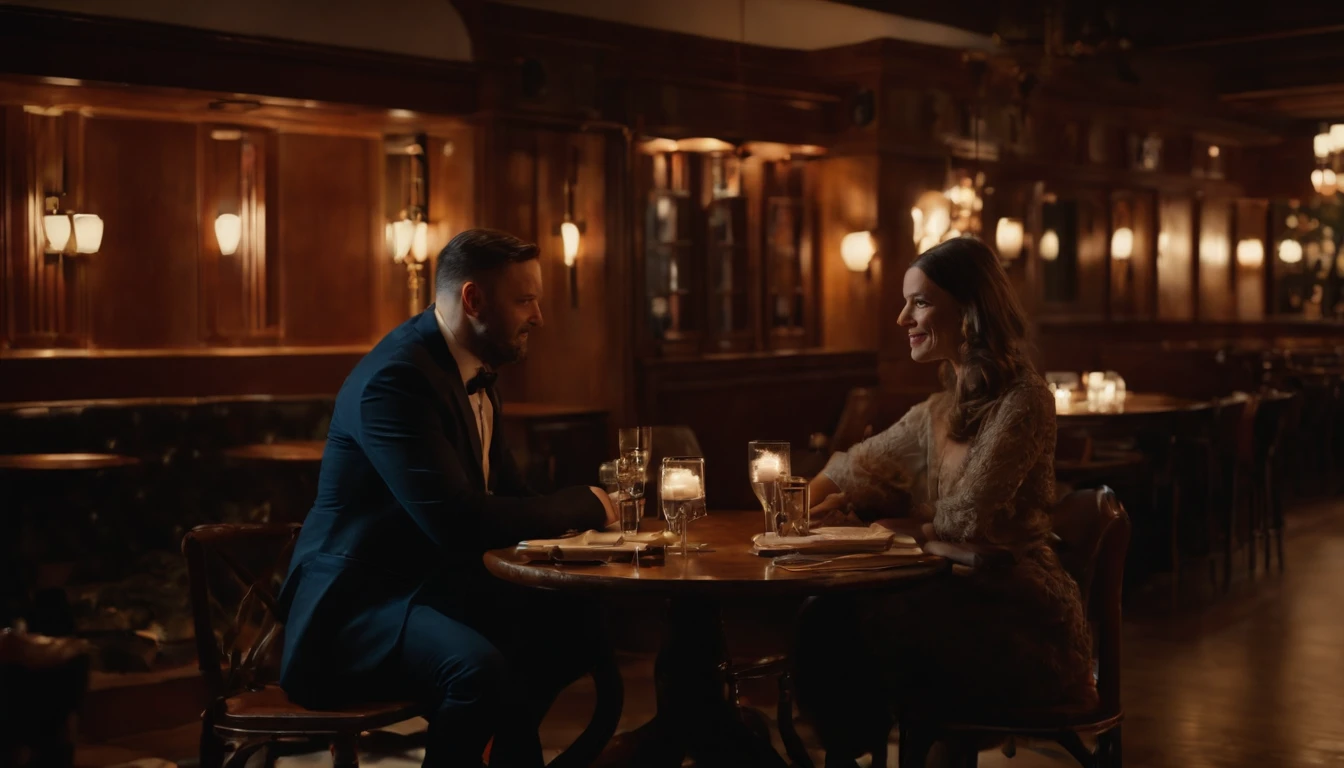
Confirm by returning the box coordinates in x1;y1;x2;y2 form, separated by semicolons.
752;452;782;483
1054;387;1072;413
662;468;703;499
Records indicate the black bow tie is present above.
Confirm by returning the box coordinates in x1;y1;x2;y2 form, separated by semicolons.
465;367;497;395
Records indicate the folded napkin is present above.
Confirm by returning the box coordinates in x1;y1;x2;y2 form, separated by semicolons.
516;530;655;563
752;523;918;557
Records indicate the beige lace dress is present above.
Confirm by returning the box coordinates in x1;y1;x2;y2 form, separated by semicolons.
818;370;1098;713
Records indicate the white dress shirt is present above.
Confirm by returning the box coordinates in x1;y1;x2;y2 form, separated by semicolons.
435;307;493;486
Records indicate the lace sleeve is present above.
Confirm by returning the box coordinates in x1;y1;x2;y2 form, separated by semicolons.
932;383;1054;542
821;401;930;512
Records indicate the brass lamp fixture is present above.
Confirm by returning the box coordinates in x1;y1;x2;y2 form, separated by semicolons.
43;195;104;258
387;134;431;317
554;145;585;308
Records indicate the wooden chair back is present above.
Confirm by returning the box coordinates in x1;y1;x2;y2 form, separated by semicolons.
1049;487;1131;718
181;523;301;704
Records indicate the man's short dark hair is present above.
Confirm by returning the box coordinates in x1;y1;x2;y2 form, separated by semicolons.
434;228;540;296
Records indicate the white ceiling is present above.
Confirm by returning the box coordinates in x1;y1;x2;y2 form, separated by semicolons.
6;0;473;61
494;0;993;51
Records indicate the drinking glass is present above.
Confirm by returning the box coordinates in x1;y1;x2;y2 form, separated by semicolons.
748;441;790;534
617;427;652;532
778;476;810;537
661;457;706;555
598;460;620;494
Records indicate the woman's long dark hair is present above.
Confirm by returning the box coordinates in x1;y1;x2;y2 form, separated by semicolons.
911;236;1032;441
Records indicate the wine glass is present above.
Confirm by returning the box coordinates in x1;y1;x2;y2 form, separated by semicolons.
661;457;706;556
748;441;790;535
618;427;652;531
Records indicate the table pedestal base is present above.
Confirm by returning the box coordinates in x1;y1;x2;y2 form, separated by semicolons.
600;597;791;768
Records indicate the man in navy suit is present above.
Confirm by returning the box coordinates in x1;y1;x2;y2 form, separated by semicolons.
277;228;618;767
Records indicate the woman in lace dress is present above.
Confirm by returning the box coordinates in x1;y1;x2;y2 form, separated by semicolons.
794;237;1097;765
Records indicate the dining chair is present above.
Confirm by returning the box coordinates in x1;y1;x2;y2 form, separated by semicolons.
894;487;1131;768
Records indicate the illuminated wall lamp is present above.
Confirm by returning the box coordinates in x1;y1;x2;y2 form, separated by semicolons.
214;213;242;256
554;146;585;307
1039;229;1060;262
1236;238;1264;268
43;197;104;256
1111;227;1134;260
841;230;876;275
995;218;1024;261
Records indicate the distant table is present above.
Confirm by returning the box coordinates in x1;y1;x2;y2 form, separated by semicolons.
222;441;325;523
222;440;325;464
485;511;946;766
1055;392;1208;420
0;453;140;472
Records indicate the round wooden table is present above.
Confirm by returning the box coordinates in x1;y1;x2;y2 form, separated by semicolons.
221;440;325;463
0;453;140;472
485;511;947;767
222;441;325;523
1055;392;1209;420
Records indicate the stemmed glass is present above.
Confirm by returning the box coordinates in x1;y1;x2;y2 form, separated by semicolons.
748;441;790;535
661;457;706;556
617;428;652;533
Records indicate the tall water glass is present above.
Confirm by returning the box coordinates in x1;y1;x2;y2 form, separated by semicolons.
778;476;810;537
748;441;790;534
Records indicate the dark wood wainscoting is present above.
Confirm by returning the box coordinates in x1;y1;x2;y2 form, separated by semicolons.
0;349;368;403
639;350;879;508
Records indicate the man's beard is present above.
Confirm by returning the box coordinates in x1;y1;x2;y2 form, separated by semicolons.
480;326;528;366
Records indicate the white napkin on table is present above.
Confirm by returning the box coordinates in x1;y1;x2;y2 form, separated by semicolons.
751;523;920;556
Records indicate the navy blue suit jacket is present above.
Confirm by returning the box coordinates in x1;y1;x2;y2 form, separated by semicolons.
276;307;603;693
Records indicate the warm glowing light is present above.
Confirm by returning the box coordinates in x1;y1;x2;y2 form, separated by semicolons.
995;218;1024;260
560;221;581;267
676;137;734;153
392;218;414;262
924;207;950;239
1236;238;1264;268
1111;227;1134;260
1207;145;1220;158
43;214;71;252
1315;133;1332;159
840;231;876;272
1331;124;1344;152
72;214;103;254
1278;239;1303;264
640;137;679;154
1039;229;1060;261
411;221;429;263
214;214;241;256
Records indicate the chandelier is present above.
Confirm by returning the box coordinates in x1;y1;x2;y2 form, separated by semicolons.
1313;124;1344;196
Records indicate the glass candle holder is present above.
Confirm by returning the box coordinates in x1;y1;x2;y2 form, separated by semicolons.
748;440;790;534
661;457;706;555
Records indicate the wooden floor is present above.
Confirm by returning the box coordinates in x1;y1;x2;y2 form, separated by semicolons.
83;500;1344;768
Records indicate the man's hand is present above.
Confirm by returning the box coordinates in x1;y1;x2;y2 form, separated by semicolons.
589;487;620;527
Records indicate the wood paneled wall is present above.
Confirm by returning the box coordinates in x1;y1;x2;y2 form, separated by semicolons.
478;124;625;414
816;155;879;352
1157;195;1194;320
1198;198;1235;321
276;133;380;344
85;117;201;348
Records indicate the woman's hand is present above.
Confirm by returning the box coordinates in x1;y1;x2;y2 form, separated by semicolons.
810;492;864;528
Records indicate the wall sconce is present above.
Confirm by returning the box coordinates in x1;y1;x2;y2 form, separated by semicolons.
841;230;876;274
554;146;585;308
1236;238;1265;268
1111;227;1134;260
1039;229;1060;262
214;213;242;256
1278;239;1303;264
43;196;104;256
995;218;1024;261
387;134;431;317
